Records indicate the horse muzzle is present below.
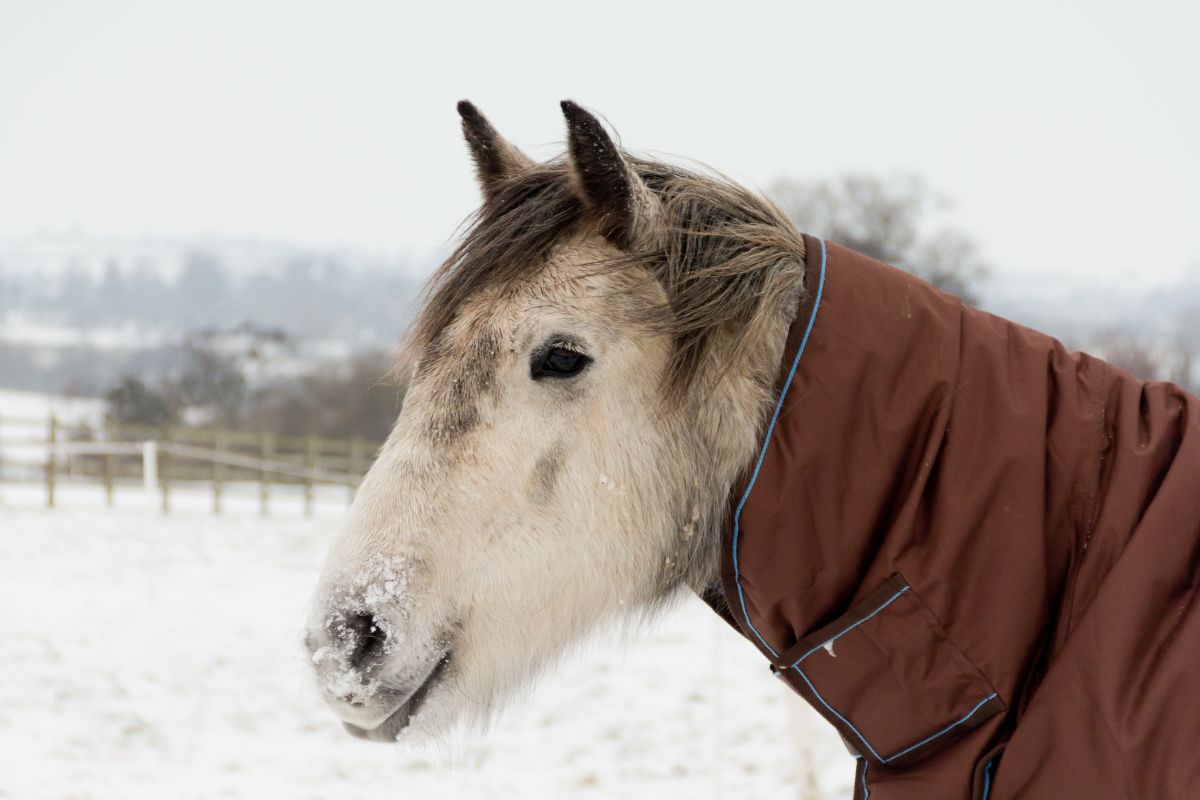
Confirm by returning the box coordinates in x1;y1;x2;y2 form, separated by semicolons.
305;596;454;740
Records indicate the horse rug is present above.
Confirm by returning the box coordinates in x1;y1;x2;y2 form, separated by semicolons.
707;235;1200;799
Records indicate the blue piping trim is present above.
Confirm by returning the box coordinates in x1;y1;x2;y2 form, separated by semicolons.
859;756;870;799
787;586;910;668
981;756;996;800
730;237;827;657
798;664;996;764
793;663;886;762
883;692;998;763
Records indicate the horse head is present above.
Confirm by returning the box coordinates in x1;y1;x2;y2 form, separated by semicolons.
305;101;807;741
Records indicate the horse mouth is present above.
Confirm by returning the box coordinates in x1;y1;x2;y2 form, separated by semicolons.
342;653;452;743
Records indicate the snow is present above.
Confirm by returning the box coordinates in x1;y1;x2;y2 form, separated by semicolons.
1;392;109;482
0;388;105;427
0;312;166;352
0;499;855;799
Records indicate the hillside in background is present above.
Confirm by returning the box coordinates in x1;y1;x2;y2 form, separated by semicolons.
0;234;425;397
1;233;1197;403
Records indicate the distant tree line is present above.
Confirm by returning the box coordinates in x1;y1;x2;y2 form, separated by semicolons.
0;247;421;343
0;244;424;411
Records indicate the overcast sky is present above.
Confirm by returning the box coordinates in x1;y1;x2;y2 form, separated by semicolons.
1;1;1197;286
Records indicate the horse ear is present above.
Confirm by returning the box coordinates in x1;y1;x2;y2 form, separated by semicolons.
560;100;661;250
457;100;533;199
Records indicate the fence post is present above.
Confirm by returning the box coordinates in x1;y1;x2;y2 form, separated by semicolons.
304;435;318;517
142;440;158;513
212;431;224;515
160;432;171;515
259;432;274;516
103;452;114;508
46;415;58;508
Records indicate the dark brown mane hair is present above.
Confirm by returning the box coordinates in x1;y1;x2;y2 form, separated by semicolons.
402;155;807;396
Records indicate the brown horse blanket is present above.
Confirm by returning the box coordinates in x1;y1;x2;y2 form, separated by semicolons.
710;235;1200;799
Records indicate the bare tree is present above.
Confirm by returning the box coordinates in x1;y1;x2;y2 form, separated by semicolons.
106;376;177;426
1086;331;1200;392
770;174;987;304
242;350;403;441
1168;342;1197;394
1090;332;1162;382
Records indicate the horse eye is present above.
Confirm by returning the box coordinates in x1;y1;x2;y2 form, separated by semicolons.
532;346;591;380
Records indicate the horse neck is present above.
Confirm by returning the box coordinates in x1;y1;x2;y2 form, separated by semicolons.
677;253;808;594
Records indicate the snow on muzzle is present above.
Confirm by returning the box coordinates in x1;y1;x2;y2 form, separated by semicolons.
305;554;452;738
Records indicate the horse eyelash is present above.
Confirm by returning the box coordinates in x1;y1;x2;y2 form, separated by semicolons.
542;335;586;355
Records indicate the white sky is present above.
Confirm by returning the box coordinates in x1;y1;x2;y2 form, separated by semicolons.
1;0;1197;285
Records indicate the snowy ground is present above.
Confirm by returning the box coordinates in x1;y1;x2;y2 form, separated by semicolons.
0;495;855;800
0;389;105;428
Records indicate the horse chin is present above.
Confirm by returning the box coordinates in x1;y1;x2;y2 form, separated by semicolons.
341;654;452;744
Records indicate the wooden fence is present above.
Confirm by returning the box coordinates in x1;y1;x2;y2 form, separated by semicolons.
0;414;381;515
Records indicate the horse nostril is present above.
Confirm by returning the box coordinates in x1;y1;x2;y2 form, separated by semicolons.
345;613;387;671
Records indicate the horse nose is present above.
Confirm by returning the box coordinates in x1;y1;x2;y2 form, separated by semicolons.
341;612;388;671
306;611;389;672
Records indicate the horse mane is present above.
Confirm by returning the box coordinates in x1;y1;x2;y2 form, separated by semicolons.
401;156;807;397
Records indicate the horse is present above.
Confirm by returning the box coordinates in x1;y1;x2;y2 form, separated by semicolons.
305;101;1200;799
305;99;801;739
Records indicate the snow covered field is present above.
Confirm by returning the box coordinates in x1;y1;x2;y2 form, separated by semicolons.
0;500;855;799
0;389;106;423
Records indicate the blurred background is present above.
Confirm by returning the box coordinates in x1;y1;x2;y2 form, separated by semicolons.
1;2;1197;798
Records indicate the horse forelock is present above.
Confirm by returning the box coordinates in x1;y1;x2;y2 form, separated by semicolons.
397;155;807;403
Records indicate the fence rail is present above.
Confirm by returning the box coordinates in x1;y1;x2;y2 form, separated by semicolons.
0;413;381;515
